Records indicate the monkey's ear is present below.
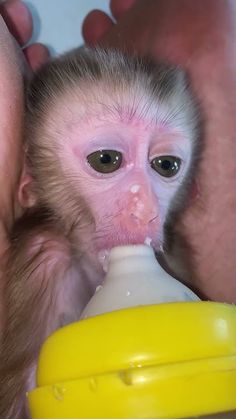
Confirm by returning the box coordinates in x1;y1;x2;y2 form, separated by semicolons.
18;164;37;208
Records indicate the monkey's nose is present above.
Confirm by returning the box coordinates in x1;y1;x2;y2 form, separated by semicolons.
127;184;158;227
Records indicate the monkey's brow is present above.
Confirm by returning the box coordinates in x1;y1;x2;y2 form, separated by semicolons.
74;96;161;128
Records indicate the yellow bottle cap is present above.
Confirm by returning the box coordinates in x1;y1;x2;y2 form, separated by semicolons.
28;302;236;418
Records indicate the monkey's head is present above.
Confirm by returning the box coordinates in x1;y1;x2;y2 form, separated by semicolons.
21;48;200;268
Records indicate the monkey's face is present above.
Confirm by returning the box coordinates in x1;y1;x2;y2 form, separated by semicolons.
32;86;192;266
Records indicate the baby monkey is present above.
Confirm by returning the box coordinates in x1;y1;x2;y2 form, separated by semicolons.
0;47;200;418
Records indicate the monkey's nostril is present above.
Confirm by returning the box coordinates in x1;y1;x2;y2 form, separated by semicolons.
130;213;140;223
149;214;159;225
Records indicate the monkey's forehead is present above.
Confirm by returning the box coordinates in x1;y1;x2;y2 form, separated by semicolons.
27;48;197;128
31;78;197;142
50;84;166;125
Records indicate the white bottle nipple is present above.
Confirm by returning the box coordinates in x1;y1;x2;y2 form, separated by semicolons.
80;245;199;319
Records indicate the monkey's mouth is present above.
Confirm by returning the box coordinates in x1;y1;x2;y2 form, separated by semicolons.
95;229;159;253
96;232;159;273
82;227;163;310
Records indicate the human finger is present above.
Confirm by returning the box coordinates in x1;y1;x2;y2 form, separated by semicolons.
82;9;114;46
24;43;50;71
110;0;137;21
0;0;32;46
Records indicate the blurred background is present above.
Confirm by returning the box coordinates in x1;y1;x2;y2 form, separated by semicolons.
26;0;110;55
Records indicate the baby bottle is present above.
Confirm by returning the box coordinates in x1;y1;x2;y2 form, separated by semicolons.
28;245;236;418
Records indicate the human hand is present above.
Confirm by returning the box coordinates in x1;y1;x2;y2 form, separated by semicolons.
82;0;236;303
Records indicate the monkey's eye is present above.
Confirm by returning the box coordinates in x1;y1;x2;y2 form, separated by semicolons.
87;150;122;174
151;156;181;177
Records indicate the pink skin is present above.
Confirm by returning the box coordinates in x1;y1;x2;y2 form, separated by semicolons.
82;0;236;303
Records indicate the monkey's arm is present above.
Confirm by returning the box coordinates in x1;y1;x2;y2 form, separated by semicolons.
0;225;75;419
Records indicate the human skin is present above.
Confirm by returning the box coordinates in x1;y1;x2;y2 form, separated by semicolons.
0;0;49;322
83;0;236;303
0;0;49;252
0;0;236;303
